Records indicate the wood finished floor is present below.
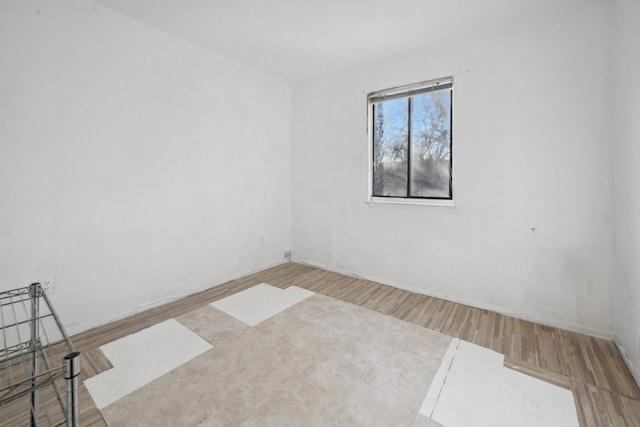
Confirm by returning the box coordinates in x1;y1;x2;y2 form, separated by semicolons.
69;262;640;427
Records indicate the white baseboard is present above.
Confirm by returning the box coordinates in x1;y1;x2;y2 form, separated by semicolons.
613;335;640;388
68;258;289;336
125;258;290;315
292;258;612;339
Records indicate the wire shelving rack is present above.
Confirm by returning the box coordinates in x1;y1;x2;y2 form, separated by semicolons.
0;283;80;427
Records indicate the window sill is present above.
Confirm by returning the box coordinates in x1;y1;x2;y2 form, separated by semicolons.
367;197;456;207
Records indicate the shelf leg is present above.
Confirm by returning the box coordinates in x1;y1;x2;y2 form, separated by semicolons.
64;352;81;427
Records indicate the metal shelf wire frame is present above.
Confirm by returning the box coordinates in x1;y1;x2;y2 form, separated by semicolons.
0;283;80;427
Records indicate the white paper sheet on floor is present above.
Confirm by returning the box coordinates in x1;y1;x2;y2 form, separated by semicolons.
85;318;213;409
420;338;579;427
211;283;314;326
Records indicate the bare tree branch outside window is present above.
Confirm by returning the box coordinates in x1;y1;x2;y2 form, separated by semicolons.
371;81;452;199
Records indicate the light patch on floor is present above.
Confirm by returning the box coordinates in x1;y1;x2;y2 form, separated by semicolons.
99;293;453;426
84;318;213;409
211;283;315;326
421;339;579;427
88;288;581;426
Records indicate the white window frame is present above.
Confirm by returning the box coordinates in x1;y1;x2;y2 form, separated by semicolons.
367;77;455;207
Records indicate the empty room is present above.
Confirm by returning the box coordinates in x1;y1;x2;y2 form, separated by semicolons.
1;0;639;425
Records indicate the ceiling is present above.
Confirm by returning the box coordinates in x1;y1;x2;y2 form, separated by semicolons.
95;0;582;82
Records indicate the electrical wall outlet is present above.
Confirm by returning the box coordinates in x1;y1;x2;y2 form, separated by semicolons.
41;278;55;294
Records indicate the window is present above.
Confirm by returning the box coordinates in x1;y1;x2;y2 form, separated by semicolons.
369;78;453;201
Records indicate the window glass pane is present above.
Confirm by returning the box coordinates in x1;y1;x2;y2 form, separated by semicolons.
409;89;451;198
372;98;409;197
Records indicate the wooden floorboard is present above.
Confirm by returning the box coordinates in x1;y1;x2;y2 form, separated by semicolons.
504;355;572;390
61;262;640;426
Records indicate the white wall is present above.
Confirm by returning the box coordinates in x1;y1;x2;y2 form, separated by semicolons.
612;0;640;382
0;0;626;344
291;2;613;336
0;0;291;334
